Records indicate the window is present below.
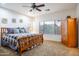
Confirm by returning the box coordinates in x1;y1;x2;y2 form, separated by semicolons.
39;20;61;35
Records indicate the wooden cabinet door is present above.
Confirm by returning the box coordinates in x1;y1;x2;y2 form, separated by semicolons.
68;18;77;47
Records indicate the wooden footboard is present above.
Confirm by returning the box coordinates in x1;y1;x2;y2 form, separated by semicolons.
18;34;43;55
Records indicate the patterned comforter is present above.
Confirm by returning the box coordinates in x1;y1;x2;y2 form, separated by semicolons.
1;33;39;50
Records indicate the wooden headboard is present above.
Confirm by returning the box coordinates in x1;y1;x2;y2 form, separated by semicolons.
0;28;8;39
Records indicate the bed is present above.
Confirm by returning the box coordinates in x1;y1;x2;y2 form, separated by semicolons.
0;27;43;55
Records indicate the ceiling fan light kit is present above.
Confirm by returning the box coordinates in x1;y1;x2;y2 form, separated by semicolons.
23;3;45;12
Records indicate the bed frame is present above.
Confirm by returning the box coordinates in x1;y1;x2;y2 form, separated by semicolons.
0;28;43;55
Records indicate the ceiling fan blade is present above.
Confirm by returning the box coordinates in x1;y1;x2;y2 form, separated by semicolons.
22;5;31;7
36;8;41;11
36;4;45;7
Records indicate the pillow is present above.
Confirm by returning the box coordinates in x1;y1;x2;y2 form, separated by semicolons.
7;28;14;34
19;28;27;33
14;28;20;34
7;27;28;34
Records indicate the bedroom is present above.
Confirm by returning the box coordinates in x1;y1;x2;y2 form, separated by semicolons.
0;3;79;56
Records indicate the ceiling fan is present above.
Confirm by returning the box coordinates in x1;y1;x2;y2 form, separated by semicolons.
22;3;45;12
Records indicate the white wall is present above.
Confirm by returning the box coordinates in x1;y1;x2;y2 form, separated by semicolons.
76;4;79;19
52;9;76;20
76;4;79;48
0;7;32;28
0;7;32;46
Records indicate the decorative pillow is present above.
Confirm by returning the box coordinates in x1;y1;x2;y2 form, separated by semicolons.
14;28;20;34
19;28;27;33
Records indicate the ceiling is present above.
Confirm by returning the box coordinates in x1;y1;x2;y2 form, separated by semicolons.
0;3;77;17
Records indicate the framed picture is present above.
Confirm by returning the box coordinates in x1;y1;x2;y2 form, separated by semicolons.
1;18;7;24
12;18;16;23
19;19;23;23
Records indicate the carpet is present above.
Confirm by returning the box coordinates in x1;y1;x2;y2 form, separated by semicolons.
0;40;79;56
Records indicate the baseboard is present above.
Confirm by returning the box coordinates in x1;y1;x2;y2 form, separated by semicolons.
44;39;61;42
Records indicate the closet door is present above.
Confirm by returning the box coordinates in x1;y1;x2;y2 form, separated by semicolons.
68;18;77;47
61;20;68;46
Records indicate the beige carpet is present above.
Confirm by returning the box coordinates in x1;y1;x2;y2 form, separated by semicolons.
0;40;79;56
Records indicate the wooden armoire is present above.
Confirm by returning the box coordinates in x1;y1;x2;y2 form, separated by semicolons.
61;16;77;48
